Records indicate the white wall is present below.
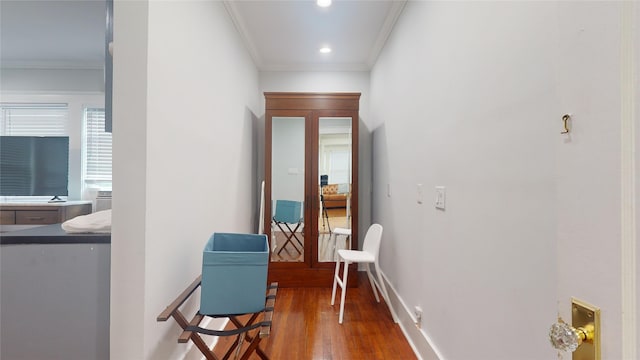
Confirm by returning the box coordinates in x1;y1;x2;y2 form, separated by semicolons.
372;2;639;359
370;2;558;359
111;1;260;359
110;1;148;357
259;71;372;246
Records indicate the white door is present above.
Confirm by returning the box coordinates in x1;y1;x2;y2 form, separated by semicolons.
554;2;638;359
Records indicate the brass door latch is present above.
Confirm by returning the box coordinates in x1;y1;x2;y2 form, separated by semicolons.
549;298;600;360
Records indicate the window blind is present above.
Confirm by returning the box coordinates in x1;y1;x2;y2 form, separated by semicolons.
0;103;68;136
84;108;112;184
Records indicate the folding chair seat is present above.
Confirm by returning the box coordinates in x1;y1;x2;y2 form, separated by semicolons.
272;200;304;255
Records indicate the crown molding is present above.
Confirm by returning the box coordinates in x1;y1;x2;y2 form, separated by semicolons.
366;1;407;68
259;61;371;72
223;1;263;69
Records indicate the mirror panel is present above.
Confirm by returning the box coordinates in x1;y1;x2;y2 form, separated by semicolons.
317;117;352;262
271;116;305;262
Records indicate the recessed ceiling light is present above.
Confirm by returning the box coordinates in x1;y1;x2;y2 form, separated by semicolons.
319;47;332;54
317;0;332;8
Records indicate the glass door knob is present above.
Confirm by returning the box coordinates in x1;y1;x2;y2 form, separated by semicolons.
549;321;594;352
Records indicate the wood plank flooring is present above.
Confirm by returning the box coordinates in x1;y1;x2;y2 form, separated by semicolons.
212;272;417;359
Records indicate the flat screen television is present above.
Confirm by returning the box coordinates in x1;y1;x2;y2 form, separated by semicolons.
0;136;69;199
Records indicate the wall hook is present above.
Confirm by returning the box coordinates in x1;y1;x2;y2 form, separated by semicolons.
561;114;571;134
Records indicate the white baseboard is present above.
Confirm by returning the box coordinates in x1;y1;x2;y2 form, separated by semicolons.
379;271;445;360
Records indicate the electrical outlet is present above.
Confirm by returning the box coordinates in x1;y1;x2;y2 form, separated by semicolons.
435;186;446;210
414;306;423;328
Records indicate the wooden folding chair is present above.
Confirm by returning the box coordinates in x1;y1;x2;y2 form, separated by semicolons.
157;275;278;360
272;200;304;255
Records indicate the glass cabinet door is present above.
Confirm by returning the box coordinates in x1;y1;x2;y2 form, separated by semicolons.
270;116;306;263
317;117;353;263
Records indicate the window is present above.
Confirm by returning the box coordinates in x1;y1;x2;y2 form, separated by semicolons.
0;103;68;136
327;148;350;184
84;108;112;190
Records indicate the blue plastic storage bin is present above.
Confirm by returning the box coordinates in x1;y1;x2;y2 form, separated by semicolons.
200;232;269;315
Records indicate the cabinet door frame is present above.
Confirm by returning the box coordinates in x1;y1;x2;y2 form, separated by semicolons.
310;109;359;270
265;109;313;269
265;92;360;287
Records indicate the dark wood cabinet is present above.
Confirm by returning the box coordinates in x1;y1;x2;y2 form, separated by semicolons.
265;92;360;287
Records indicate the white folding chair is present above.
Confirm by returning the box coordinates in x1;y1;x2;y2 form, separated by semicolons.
331;223;398;324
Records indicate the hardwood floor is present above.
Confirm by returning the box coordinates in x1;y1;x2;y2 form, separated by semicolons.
211;272;417;359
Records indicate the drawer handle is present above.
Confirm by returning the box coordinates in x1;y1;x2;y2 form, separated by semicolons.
27;217;45;221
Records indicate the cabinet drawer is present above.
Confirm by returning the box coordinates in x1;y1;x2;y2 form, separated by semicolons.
16;210;59;224
0;210;16;225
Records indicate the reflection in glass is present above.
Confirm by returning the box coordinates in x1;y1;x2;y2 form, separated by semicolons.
317;117;352;262
271;117;305;262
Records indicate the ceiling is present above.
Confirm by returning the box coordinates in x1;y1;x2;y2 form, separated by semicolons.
0;0;107;69
225;1;406;71
0;0;406;71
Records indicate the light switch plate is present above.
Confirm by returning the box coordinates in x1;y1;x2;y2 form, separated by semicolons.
572;297;600;360
435;186;446;209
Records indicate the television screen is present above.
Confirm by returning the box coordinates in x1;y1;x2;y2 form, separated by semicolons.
0;136;69;197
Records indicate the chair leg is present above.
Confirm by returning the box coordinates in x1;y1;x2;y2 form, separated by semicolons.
287;222;304;248
375;263;399;323
270;223;277;253
338;260;350;324
275;222;302;255
365;264;380;302
331;233;338;261
331;257;340;305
